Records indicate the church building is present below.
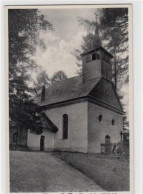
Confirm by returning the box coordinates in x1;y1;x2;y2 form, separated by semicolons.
27;23;123;153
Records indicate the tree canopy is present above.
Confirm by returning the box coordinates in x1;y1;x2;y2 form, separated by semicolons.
100;8;128;88
51;71;68;84
9;9;54;133
75;8;128;89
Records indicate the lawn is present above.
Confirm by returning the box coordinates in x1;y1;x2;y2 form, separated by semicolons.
53;152;130;191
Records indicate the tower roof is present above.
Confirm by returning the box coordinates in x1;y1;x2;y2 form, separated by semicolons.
81;46;113;58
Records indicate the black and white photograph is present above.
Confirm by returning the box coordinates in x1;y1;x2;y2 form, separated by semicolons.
6;4;133;193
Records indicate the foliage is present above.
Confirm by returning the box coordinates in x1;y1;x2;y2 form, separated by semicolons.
51;70;68;84
100;8;129;89
33;69;51;95
74;8;128;89
9;9;54;133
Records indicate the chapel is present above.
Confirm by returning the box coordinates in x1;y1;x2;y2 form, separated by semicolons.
10;22;124;153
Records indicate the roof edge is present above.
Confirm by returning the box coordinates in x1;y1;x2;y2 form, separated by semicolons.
39;95;124;115
81;46;113;58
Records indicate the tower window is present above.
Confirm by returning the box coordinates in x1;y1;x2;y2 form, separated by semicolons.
99;115;102;122
97;54;100;59
92;53;99;61
63;114;68;139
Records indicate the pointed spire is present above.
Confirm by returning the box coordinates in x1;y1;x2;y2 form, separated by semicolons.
92;13;102;48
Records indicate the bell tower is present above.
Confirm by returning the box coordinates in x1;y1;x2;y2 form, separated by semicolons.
81;20;113;83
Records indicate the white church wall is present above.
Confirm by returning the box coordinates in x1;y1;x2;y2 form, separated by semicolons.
88;102;123;153
27;129;54;151
45;101;88;153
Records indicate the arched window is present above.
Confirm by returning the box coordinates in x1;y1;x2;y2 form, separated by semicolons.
13;132;17;143
105;135;110;144
99;114;102;122
63;114;68;139
112;119;115;126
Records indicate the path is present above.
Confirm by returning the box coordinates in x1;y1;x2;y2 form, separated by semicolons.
10;151;105;192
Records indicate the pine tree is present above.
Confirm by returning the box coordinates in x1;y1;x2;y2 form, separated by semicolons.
74;8;128;89
100;8;128;89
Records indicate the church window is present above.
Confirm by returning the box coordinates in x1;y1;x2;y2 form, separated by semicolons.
112;119;115;126
105;135;110;144
13;132;17;143
99;114;102;122
63;114;68;139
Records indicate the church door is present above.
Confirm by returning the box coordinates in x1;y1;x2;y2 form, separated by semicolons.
40;136;45;151
105;135;111;154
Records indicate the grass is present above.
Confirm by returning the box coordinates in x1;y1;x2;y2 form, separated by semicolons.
53;152;130;192
10;151;105;192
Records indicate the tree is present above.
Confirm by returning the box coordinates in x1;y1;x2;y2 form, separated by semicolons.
33;69;50;95
9;9;54;133
100;8;128;89
72;33;96;75
51;71;68;84
74;8;128;90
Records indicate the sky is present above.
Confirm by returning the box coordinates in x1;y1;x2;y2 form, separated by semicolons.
31;7;128;116
32;8;95;78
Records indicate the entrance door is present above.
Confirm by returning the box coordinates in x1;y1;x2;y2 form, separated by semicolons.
105;135;111;154
40;136;45;151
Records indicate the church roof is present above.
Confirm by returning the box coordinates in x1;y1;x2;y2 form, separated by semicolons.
36;76;123;113
37;76;100;106
41;112;58;133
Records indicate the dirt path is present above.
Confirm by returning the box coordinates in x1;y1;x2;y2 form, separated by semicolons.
10;151;104;192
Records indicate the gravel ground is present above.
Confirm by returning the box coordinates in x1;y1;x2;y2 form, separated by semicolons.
10;151;105;192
